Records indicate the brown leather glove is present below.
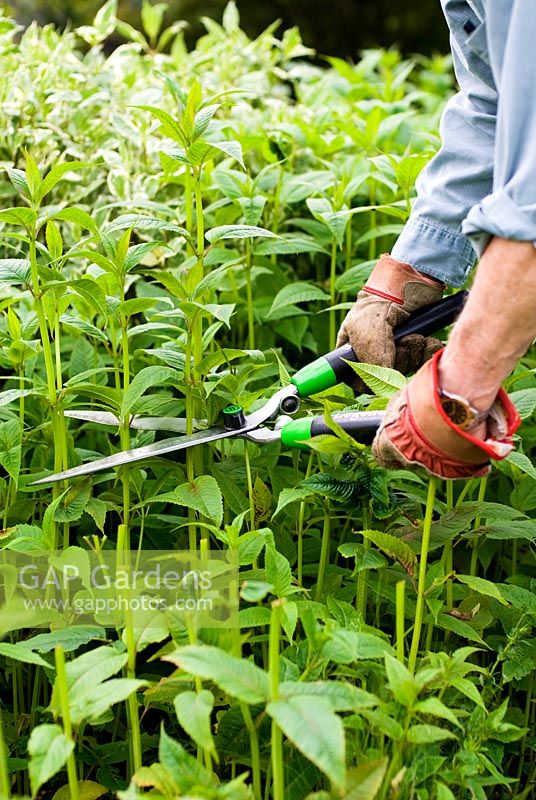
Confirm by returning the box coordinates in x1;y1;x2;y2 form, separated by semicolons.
336;254;445;383
372;350;520;479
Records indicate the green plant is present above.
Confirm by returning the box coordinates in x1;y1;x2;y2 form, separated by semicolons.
0;3;534;799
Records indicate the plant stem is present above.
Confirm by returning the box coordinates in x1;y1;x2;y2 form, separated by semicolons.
469;476;487;576
329;238;337;349
244;443;255;531
408;476;436;674
396;579;405;663
269;599;284;800
297;453;314;586
54;646;80;800
444;480;454;609
315;503;331;601
0;710;10;800
356;506;370;616
245;239;255;351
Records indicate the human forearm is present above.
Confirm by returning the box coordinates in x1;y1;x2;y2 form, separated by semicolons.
439;237;536;412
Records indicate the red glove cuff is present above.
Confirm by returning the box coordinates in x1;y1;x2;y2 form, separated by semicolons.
375;349;520;479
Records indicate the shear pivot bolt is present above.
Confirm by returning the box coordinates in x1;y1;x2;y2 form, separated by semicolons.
223;404;247;430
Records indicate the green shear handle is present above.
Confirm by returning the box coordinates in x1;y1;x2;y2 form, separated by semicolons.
291;291;468;398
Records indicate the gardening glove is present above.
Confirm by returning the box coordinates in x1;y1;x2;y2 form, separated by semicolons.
372;349;521;480
336;254;445;386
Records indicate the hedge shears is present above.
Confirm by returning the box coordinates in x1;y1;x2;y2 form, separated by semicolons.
31;291;467;485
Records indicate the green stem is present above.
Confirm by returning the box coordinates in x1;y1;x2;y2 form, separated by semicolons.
120;313;131;535
244;444;255;531
315;504;331;601
356;507;370;616
469;476;488;576
0;710;10;800
124;605;142;774
408;476;437;674
297;453;314;586
269;599;284;800
329;238;337;349
240;703;261;800
54;646;79;800
396;579;405;663
245;240;255;351
444;481;454;610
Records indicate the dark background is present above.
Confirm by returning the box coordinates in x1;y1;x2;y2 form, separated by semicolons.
5;0;449;57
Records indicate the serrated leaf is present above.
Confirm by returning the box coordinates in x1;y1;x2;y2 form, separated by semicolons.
269;282;330;314
456;574;508;605
406;724;456;744
174;690;215;753
267;696;345;789
205;224;279;242
165;645;270;703
0;419;22;484
344;758;388;800
28;724;74;796
37;162;92;204
322;630;393;664
362;530;417;577
121;366;177;417
265;545;292;597
0;259;31;284
156;476;224;526
348;362;406;397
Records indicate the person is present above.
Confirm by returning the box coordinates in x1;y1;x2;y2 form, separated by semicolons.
337;0;536;480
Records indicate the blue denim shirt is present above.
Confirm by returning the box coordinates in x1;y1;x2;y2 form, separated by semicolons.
392;0;536;287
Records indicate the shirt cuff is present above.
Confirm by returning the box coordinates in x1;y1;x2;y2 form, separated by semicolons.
391;217;476;288
462;189;536;257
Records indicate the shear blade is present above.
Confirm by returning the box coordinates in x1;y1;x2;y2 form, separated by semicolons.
30;425;234;484
64;410;206;433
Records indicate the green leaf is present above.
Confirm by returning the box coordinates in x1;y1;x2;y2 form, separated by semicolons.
135;105;187;145
273;486;315;517
121;366;177;417
269;282;330;314
414;697;463;728
406;724;456;744
37;162;92;204
156;476;224;526
279;681;378;712
362;530;416;577
322;630;393;664
205;224;279;242
53;480;92;523
174;690;215;753
50;207;98;233
456;574;508;605
265;545;292;597
267;696;346;789
255;235;328;255
505;450;536;481
28;724;74;797
0;419;22;484
164;645;270;703
348;362;406;397
344;758;388;800
0;259;31;284
0;207;37;227
0;643;50;668
20;626;105;654
141;0;167;41
52;780;107;800
509;388;536;420
384;654;419;707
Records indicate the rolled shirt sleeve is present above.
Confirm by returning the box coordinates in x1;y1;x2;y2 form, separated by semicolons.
462;0;536;255
394;0;498;287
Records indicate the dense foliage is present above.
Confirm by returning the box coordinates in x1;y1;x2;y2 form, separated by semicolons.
7;0;449;59
0;2;535;799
